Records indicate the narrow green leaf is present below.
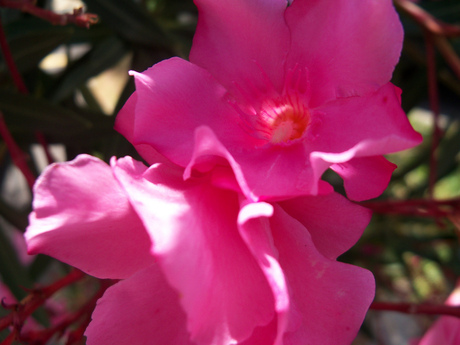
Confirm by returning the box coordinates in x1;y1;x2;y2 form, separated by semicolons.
50;36;127;102
84;0;170;46
0;225;31;301
0;18;74;74
0;90;92;139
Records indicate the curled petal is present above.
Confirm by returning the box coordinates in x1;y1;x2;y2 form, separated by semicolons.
331;156;397;201
187;126;317;201
127;57;249;167
25;154;153;279
115;92;174;166
112;157;274;345
237;201;289;345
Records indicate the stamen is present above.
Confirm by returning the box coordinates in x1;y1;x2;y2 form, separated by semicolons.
229;63;311;145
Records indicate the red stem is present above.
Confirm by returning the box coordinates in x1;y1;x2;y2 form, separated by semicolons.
0;16;28;94
371;301;460;318
394;0;460;37
0;331;16;345
35;131;54;165
363;197;460;218
0;1;98;29
0;269;85;332
18;279;111;344
0;111;36;189
425;33;442;200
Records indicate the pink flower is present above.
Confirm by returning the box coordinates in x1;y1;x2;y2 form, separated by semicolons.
26;154;375;344
116;0;422;202
412;282;460;345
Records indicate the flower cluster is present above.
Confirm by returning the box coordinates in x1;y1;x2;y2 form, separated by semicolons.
25;0;421;344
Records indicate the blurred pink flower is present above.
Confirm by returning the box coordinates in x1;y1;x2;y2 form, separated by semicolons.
26;154;375;345
412;282;460;345
116;0;422;202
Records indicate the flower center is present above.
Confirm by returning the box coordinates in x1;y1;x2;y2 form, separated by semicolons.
261;102;310;144
229;64;311;145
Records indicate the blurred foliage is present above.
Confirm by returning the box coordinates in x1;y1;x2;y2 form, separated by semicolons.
0;0;458;344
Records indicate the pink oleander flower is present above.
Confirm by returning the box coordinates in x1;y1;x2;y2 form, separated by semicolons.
26;154;374;345
411;282;460;345
116;0;422;202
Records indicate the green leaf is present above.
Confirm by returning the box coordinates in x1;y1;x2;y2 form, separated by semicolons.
0;225;51;326
0;225;31;301
84;0;171;46
49;35;127;102
0;90;92;139
0;19;74;74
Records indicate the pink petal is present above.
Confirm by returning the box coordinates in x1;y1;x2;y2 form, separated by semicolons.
312;84;422;155
418;283;460;345
331;156;397;201
186;126;318;201
85;265;194;345
25;154;153;279
190;0;289;95
112;157;274;345
238;318;277;345
279;191;372;260
308;83;422;187
127;57;253;167
115;92;174;166
237;201;289;345
286;0;404;106
270;203;375;344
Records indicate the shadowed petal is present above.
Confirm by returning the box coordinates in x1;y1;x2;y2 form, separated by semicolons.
279;191;372;260
115;92;174;166
85;265;195;345
186;126;318;201
331;156;397;201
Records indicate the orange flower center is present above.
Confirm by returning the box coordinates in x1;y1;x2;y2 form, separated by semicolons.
256;96;310;144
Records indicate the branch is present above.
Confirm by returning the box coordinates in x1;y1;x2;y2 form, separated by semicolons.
394;0;460;37
0;111;36;189
371;301;460;318
0;16;28;94
0;1;98;29
0;269;85;333
362;198;460;218
18;279;112;344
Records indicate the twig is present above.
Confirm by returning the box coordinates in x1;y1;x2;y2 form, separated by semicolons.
371;301;460;318
433;35;460;82
18;279;112;344
0;331;17;345
0;269;85;333
363;198;460;218
394;0;460;37
0;111;36;189
425;33;441;200
0;0;98;29
0;16;28;94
